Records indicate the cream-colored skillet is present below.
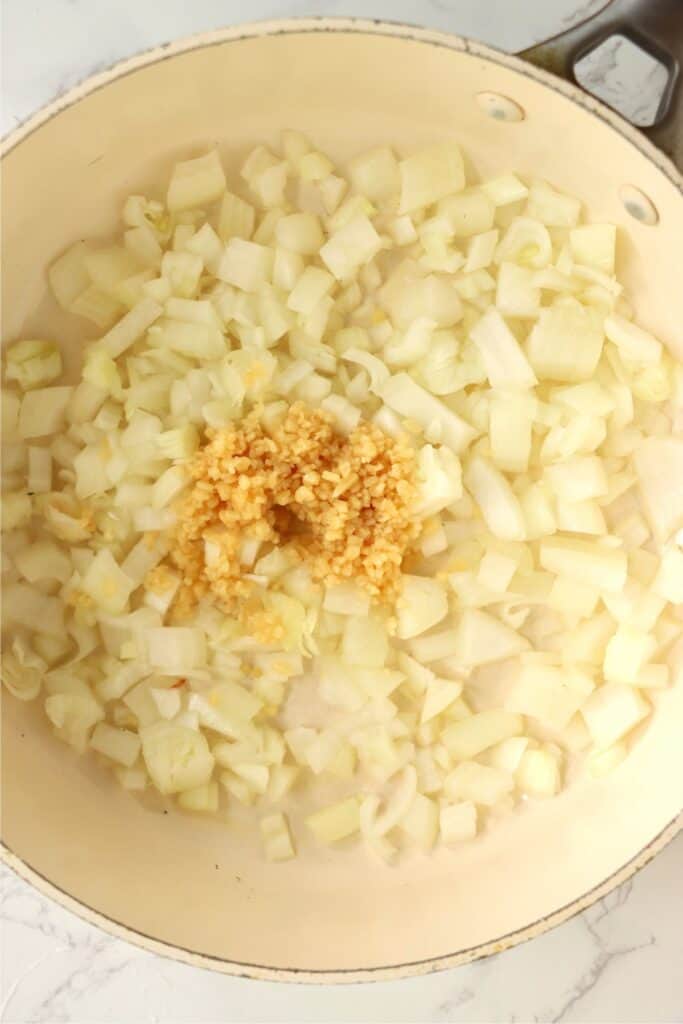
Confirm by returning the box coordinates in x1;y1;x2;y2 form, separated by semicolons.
1;0;682;983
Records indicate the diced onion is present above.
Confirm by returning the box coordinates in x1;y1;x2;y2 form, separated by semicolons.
465;456;526;541
141;722;214;794
470;308;537;390
570;224;616;273
445;761;513;805
260;813;296;861
167;150;226;212
400;792;439;850
526;179;581;227
455;610;529;667
306;797;360;843
398;142;465;214
540;537;627;592
19;386;73;439
604;314;662;365
48;242;91;310
379;373;476;453
581;684;650;749
527;299;604;382
440;801;477;843
91;722;141;766
515;748;560;797
320;215;382;280
3;130;680;866
5;340;62;391
146;627;206;673
496;217;552;269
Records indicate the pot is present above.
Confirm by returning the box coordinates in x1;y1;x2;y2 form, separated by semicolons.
2;0;682;983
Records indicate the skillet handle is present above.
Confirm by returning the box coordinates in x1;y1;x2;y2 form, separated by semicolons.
518;0;683;169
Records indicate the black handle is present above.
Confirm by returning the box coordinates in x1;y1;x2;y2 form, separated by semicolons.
519;0;683;169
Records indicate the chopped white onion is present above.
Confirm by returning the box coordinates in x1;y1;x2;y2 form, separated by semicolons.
3;133;680;865
470;308;537;390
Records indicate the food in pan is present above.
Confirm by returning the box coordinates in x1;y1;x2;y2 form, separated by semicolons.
2;134;682;862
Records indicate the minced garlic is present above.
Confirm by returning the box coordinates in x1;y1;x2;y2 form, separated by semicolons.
168;402;418;621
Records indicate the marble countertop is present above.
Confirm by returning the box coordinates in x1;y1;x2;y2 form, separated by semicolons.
1;2;681;1021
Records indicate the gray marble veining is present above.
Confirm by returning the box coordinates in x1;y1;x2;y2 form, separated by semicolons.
575;34;670;127
2;838;682;1022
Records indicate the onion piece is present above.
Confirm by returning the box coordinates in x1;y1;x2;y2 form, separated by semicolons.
260;813;296;861
414;444;463;517
400;792;439;850
526;179;581;227
166;150;226;212
45;692;104;754
496;217;552;269
581;684;650;749
1;638;46;701
440;801;477;843
81;549;135;614
603;625;657;683
145;627;206;673
445;761;513;805
465;456;526;541
570;224;616;273
98;298;163;359
18;386;73;439
348;145;399;203
341;348;389;393
481;174;528;206
218;191;255;242
48;241;91;309
306;797;361;843
469;308;537;390
455;609;529;667
319;214;382;281
1;492;32;531
398;142;465;214
379;373;476;453
527;299;604;383
287;266;334;315
5;340;62;391
633;438;683;542
396;575;449;640
384;318;436;368
141;722;214;794
515;748;561;797
540;537;627;592
91;722;141;767
438;190;494;237
495;263;541;316
14;540;71;584
604;314;662;365
489;393;535;474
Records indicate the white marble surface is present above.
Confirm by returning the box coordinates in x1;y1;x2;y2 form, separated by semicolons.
2;839;682;1023
574;32;670;127
1;2;681;1021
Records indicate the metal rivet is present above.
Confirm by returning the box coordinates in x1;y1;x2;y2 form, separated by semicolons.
476;92;525;123
619;184;659;225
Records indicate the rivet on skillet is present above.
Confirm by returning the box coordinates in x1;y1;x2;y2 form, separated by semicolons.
476;92;525;122
618;184;659;226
